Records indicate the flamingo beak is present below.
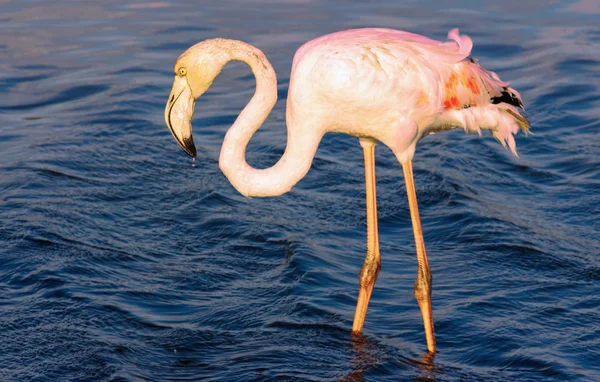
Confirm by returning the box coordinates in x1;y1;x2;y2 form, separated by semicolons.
165;76;197;158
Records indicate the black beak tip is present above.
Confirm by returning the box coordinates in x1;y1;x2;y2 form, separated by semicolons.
182;137;197;158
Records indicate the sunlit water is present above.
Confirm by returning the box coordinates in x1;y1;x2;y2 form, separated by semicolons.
1;1;599;381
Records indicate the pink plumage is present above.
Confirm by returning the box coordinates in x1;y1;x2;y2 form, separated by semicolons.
288;28;529;159
165;27;530;353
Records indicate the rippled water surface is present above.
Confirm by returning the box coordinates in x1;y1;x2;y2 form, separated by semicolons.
1;1;599;381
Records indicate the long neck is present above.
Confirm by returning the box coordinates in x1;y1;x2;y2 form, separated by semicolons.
218;41;321;197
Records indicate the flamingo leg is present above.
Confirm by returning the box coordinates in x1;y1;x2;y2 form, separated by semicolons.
402;160;436;353
352;138;381;333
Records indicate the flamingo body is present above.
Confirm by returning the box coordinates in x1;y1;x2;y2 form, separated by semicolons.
287;28;527;163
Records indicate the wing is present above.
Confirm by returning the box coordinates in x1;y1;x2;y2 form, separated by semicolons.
440;58;524;111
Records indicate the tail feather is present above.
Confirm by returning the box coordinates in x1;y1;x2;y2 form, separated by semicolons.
492;87;524;109
439;32;531;157
493;105;530;157
442;103;530;157
500;107;530;134
466;64;531;156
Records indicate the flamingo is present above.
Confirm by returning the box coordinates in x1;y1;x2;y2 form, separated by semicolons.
164;28;529;353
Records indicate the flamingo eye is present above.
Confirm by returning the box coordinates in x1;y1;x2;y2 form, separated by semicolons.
178;67;187;76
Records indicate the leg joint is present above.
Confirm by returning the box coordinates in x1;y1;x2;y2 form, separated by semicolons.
413;266;432;300
359;256;381;287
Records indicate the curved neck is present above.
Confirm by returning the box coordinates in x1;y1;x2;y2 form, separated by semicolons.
218;41;321;197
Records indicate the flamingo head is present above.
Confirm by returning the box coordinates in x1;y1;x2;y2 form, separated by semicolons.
164;39;229;158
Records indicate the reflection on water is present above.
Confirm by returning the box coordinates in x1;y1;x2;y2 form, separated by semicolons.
346;333;387;382
1;0;599;381
343;333;438;381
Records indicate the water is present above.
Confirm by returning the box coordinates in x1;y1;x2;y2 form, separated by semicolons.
1;0;599;380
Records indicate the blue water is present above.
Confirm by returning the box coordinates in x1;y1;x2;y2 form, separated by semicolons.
1;1;599;380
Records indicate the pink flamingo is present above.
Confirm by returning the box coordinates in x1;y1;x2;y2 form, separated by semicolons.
165;28;529;353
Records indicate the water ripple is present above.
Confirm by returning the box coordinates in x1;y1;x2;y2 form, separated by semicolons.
1;1;599;381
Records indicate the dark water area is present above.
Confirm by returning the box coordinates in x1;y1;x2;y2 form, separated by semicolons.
1;0;599;380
